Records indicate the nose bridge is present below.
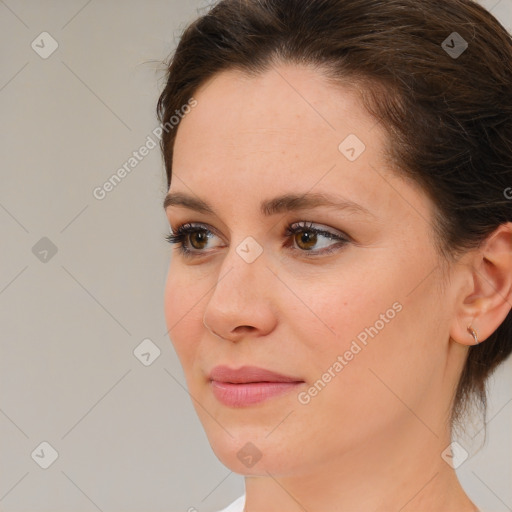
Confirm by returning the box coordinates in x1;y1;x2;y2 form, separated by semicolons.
211;238;267;306
202;237;276;336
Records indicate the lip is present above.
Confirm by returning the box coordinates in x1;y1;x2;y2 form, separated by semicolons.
209;365;305;407
209;365;303;384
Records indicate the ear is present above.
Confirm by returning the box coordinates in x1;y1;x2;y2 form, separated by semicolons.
450;223;512;346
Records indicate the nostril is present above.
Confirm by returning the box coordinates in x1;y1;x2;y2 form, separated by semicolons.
233;325;255;333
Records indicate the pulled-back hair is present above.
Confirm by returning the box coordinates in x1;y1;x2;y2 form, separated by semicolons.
157;0;512;428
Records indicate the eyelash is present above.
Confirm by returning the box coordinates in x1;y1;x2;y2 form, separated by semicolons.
164;221;351;258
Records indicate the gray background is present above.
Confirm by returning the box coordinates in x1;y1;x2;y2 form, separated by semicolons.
0;1;511;511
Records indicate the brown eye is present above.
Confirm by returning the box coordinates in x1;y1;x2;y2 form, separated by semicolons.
294;229;318;250
189;230;210;250
285;222;351;256
165;223;223;257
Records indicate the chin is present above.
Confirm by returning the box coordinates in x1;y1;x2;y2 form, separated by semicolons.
204;426;301;476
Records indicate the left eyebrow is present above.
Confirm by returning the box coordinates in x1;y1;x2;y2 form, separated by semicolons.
163;191;375;218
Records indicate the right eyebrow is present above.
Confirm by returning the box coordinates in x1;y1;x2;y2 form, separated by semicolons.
163;191;375;219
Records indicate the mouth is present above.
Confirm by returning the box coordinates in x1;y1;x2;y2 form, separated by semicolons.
208;365;305;407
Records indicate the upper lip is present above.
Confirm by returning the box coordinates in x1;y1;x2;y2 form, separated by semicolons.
209;365;304;384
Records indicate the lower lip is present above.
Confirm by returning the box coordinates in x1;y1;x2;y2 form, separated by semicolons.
210;380;304;407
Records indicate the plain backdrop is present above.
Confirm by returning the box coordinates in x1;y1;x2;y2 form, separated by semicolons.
0;1;511;511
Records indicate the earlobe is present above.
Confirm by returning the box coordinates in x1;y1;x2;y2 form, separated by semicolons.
451;316;483;347
450;223;512;347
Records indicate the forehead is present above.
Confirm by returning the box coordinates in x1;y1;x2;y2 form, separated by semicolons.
175;63;380;152
173;64;387;183
169;63;433;234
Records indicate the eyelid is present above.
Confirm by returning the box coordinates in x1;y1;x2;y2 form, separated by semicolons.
170;221;348;240
171;222;225;242
284;221;351;257
168;222;226;256
288;221;351;240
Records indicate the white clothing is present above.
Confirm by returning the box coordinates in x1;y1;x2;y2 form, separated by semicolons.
215;494;488;512
216;494;245;512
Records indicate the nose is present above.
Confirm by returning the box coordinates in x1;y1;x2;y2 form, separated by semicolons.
202;244;277;343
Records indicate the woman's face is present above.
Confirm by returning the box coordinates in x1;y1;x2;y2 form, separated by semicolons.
164;64;461;476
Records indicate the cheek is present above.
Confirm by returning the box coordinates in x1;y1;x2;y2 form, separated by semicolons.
164;262;204;370
290;255;439;394
311;272;444;425
164;262;183;330
283;262;399;359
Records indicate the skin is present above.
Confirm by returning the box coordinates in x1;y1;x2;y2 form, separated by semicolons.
163;63;512;512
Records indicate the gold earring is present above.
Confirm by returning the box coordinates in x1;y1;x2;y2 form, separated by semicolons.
467;325;479;345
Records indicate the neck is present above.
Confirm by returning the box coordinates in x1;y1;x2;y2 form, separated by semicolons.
242;417;478;512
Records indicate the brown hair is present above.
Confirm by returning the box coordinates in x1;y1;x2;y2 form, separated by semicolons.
157;0;512;428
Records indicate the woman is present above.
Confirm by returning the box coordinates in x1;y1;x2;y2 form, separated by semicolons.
158;0;512;510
